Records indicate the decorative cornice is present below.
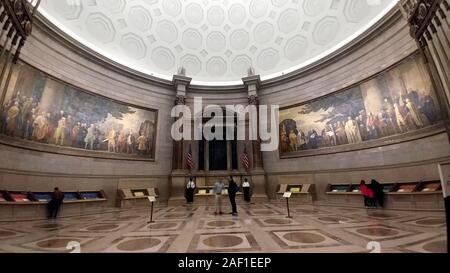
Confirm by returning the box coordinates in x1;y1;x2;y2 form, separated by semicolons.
265;155;450;176
0;167;169;179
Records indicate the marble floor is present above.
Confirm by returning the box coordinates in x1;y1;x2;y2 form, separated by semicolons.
0;203;447;253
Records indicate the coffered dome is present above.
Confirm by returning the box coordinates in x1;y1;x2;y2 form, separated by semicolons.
39;0;398;86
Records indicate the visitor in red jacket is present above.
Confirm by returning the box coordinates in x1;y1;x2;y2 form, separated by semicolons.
360;180;375;208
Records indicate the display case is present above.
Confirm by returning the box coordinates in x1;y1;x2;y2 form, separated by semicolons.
64;192;80;201
116;187;159;208
79;191;106;200
194;186;237;196
419;181;441;192
275;184;316;203
276;184;288;194
351;184;361;193
395;183;419;193
325;183;363;206
32;192;53;202
385;181;444;208
191;185;243;205
326;184;353;193
196;188;210;195
131;189;147;197
382;183;398;193
0;189;108;220
9;192;30;202
0;191;9;202
322;180;444;209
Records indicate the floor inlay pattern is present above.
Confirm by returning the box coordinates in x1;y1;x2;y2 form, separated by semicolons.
0;203;446;253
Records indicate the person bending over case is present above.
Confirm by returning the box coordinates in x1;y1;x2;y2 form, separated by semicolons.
360;180;375;208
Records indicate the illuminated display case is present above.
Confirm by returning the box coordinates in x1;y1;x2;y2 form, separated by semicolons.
79;191;105;200
116;187;159;208
9;192;30;202
0;189;108;220
395;183;418;193
326;184;353;193
131;189;147;197
324;181;444;209
419;181;441;192
64;192;80;201
276;184;316;203
32;192;53;202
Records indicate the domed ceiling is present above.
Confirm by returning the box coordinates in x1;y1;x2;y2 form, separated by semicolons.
39;0;398;86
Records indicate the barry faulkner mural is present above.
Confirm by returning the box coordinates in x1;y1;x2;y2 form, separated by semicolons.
279;55;441;156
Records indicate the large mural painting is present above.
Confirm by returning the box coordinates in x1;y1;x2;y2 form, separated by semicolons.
0;62;157;160
279;54;441;157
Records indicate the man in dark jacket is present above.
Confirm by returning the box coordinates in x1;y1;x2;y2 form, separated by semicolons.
47;187;65;219
228;176;239;216
370;179;384;208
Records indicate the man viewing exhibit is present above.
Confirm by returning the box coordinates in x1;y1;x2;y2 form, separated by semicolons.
0;0;449;270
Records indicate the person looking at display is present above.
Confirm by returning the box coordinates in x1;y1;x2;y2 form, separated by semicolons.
370;179;385;208
213;180;225;215
185;177;196;204
242;178;251;203
47;187;65;219
360;180;375;208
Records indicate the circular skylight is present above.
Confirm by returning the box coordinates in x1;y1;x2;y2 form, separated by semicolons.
38;0;398;86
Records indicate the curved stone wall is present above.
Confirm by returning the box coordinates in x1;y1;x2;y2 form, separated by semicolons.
0;7;448;207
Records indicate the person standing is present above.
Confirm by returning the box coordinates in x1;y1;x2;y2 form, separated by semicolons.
185;177;196;204
47;187;65;219
213;180;225;215
360;180;375;208
228;176;239;216
370;179;385;208
242;178;251;203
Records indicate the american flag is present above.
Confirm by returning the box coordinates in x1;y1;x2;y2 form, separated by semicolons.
241;146;250;171
186;145;194;171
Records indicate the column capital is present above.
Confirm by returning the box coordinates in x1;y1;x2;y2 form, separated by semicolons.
172;73;191;105
242;74;261;101
175;95;186;105
242;74;261;90
248;95;259;106
172;74;192;93
172;75;192;89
